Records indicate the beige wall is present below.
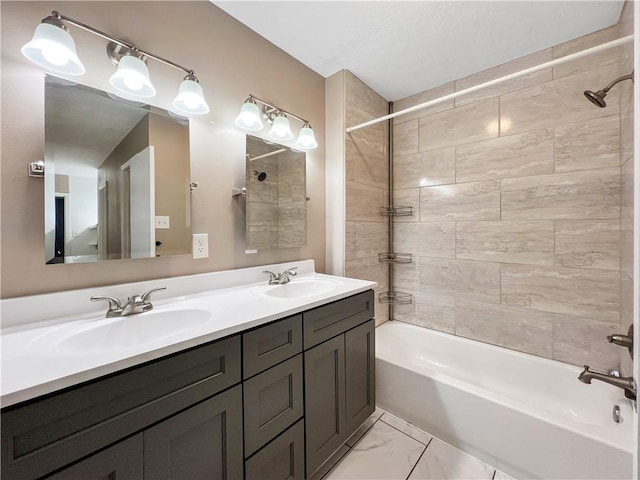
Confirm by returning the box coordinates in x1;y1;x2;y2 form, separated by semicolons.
392;19;633;370
344;72;390;326
149;114;191;257
1;2;325;298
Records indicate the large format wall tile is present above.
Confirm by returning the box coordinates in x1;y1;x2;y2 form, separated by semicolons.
346;126;389;190
455;299;553;357
393;188;419;223
501;264;620;322
552;25;621;80
420;181;500;221
354;222;388;259
394;290;455;334
455;129;554;183
500;63;620;135
393;222;455;258
393;82;455;124
456;221;554;265
554;116;620;172
346;181;388;222
454;49;553;107
501;168;620;220
418;98;499;151
393;120;418;157
393;261;420;292
345;221;356;261
554;220;620;270
394;148;455;189
553;317;620;371
419;258;501;304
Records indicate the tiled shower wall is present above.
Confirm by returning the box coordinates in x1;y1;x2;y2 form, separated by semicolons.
344;72;390;325
392;10;634;370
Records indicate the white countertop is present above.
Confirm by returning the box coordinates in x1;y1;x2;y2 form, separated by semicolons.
1;261;376;407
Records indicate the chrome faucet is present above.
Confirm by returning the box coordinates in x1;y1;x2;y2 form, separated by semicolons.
262;267;298;285
578;365;637;400
91;287;166;317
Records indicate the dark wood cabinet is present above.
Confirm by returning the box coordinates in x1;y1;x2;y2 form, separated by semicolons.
2;289;375;480
46;435;143;480
144;385;243;480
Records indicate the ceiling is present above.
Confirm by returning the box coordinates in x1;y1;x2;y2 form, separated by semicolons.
213;1;624;101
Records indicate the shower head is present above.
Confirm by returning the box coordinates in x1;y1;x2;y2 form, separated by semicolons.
253;170;267;181
583;89;607;108
584;71;634;108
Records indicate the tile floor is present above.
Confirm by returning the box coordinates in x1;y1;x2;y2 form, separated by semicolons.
322;408;516;480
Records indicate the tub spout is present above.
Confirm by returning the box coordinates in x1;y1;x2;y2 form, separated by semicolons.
579;365;636;400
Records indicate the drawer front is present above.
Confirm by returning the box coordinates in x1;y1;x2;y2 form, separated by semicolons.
245;420;305;480
303;290;374;349
1;335;241;480
243;354;304;457
243;314;302;379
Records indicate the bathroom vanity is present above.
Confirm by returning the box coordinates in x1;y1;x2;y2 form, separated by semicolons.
0;261;376;479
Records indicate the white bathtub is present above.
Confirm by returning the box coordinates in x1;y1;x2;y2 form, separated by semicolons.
375;321;634;480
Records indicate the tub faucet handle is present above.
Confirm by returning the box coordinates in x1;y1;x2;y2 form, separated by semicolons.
607;325;634;360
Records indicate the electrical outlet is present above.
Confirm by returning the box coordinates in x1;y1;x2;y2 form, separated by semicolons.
192;233;208;259
155;216;170;229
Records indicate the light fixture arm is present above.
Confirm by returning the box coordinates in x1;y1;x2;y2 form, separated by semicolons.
248;94;311;126
50;10;194;75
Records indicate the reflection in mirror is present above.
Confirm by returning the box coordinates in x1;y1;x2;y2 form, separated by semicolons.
44;77;192;264
245;135;307;250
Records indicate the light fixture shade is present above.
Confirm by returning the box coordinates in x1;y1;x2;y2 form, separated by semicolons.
21;22;85;76
109;54;156;98
173;76;209;115
268;113;293;141
235;100;263;131
294;124;318;150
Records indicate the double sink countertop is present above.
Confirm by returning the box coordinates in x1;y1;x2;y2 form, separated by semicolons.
1;260;376;408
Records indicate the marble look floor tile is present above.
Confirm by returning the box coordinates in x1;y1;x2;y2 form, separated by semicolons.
326;421;425;480
493;469;517;480
380;413;433;446
408;439;494;480
345;408;385;447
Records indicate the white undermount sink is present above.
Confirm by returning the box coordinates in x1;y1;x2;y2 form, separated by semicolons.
261;278;340;299
50;309;212;354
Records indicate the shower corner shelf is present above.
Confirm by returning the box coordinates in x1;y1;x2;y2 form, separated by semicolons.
379;291;413;305
380;205;413;217
378;253;413;264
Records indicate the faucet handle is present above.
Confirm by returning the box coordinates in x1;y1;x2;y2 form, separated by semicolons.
91;295;123;317
263;270;278;282
284;267;298;276
141;287;167;304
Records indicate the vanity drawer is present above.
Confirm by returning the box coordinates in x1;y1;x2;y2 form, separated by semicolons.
1;335;241;480
303;290;374;349
243;354;304;457
243;314;302;379
245;419;305;480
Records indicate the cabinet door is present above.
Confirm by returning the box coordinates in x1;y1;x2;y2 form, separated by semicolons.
244;355;304;457
144;385;243;480
345;320;375;437
245;420;305;480
45;434;143;480
304;335;345;477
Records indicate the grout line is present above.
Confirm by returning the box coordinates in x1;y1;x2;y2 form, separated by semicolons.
405;438;431;480
379;415;430;447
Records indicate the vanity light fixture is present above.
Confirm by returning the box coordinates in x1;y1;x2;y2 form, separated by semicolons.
22;11;209;115
234;94;318;150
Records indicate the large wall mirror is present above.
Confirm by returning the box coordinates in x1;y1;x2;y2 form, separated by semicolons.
245;135;307;250
44;77;192;264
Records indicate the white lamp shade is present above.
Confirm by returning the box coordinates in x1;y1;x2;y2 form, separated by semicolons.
294;125;318;150
21;22;85;76
234;101;263;131
109;55;156;98
268;114;293;141
172;78;209;115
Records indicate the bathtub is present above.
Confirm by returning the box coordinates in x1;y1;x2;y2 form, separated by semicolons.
375;321;634;480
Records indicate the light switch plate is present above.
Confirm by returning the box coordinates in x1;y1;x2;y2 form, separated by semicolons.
155;216;170;229
192;233;208;259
